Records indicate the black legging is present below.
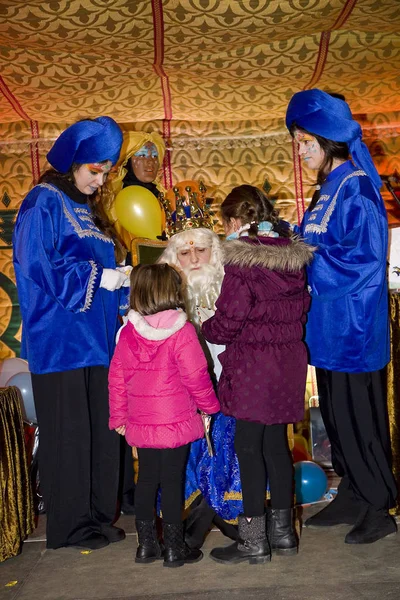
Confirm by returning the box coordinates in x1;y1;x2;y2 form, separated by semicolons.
234;420;294;517
135;445;189;524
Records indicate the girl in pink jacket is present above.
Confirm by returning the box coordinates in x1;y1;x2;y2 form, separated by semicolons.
108;263;220;568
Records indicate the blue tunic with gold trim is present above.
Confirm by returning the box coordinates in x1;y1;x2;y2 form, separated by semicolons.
13;183;122;374
299;160;389;373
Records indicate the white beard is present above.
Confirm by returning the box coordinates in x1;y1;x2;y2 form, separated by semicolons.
182;263;224;380
182;263;223;326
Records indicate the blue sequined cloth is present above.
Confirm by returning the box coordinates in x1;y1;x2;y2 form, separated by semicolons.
184;412;243;521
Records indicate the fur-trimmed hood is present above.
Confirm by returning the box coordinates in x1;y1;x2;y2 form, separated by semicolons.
116;309;187;344
222;236;314;272
116;309;188;363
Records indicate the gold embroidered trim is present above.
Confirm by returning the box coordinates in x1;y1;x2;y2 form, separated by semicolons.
224;491;271;501
79;260;98;313
184;490;202;511
38;183;114;244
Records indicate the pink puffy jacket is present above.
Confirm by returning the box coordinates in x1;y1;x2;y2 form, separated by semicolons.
108;309;220;449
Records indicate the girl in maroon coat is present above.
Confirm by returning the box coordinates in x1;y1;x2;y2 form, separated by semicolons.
202;185;313;564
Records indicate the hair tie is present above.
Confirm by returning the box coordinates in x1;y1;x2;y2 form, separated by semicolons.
237;223;251;237
258;220;279;238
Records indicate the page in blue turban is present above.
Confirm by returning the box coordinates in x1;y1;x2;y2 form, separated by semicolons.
286;89;382;190
47;116;123;173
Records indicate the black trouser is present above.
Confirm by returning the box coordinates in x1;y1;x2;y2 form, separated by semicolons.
31;367;120;549
316;368;397;511
135;445;189;524
234;420;294;517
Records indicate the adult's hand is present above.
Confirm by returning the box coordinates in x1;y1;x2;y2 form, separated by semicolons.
100;268;129;291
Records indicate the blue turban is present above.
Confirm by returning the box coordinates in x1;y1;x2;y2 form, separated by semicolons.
286;89;381;190
47;116;123;173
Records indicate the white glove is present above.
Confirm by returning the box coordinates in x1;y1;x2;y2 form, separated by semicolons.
116;265;132;287
100;268;129;291
116;265;133;276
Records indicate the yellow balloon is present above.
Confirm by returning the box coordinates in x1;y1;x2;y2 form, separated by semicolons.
114;185;162;240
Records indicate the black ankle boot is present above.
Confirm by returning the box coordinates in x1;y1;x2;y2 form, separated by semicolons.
163;522;203;568
267;508;298;556
135;519;163;563
345;505;397;544
305;476;361;528
209;514;271;565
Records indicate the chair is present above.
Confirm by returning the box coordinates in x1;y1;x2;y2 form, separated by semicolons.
129;237;168;266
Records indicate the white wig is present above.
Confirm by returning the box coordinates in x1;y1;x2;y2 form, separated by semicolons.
159;228;224;277
158;228;224;326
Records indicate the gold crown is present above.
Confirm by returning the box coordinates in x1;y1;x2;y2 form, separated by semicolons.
159;181;216;238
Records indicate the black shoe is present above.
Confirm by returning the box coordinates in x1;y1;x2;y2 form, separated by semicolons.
72;533;109;550
209;515;271;565
135;519;163;564
163;522;203;568
345;505;397;544
267;508;298;556
100;524;126;543
305;476;360;528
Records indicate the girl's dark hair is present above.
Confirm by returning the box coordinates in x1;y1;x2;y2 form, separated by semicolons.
221;184;291;238
39;164;126;264
289;123;349;212
129;263;186;315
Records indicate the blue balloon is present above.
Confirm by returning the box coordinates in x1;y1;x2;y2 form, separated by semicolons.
6;371;37;425
294;460;328;504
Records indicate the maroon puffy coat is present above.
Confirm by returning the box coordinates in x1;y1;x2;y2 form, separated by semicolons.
202;236;313;425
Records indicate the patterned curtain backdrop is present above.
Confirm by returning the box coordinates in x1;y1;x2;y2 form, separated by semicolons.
1;115;400;359
0;1;399;122
0;0;400;358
